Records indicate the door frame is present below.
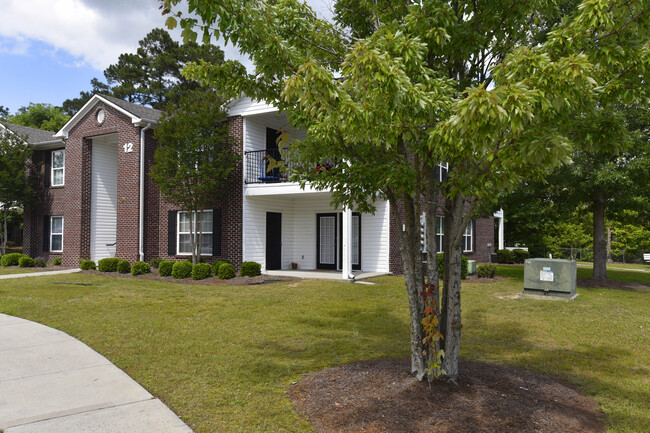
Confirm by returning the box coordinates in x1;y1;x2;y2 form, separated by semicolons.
316;213;337;269
338;213;361;271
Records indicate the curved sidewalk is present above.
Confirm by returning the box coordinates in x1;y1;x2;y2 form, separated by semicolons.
0;314;192;432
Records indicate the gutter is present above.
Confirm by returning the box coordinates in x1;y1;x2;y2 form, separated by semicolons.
139;123;152;262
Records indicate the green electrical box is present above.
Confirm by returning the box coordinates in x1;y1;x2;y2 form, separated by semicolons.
523;258;577;299
467;260;476;275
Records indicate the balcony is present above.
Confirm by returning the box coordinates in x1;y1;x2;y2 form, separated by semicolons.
244;149;294;184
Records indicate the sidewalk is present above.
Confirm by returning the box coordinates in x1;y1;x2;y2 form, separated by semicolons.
0;314;192;432
0;268;82;280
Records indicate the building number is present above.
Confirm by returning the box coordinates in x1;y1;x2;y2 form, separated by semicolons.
123;143;134;153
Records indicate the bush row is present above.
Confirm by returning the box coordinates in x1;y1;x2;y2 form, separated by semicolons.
496;248;530;264
0;253;61;267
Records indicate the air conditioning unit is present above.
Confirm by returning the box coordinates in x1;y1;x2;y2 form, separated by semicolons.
467;260;476;275
523;258;577;299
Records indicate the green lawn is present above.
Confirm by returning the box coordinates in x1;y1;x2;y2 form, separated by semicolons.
0;267;43;275
578;261;650;272
0;268;648;432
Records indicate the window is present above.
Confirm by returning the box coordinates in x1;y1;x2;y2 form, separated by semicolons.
463;222;473;252
436;216;444;253
51;149;65;186
437;162;448;182
177;210;213;255
50;216;63;252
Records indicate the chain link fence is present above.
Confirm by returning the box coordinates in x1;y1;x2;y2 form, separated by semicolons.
525;247;650;264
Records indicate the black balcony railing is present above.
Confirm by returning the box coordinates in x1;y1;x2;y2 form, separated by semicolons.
245;149;294;184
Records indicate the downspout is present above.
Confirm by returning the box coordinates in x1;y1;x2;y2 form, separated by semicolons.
139;123;152;262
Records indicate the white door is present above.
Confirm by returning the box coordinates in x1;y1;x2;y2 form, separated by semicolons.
90;135;118;261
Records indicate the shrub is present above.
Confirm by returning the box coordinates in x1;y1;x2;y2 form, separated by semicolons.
131;261;151;276
477;263;496;278
18;256;35;267
80;259;96;270
513;248;530;264
117;260;131;274
212;259;231;275
217;263;236;280
149;257;163;269
240;261;261;277
158;260;174;277
192;263;212;280
172;261;193;279
34;258;47;267
1;253;25;267
53;257;62;266
98;257;120;272
496;249;515;264
436;253;469;279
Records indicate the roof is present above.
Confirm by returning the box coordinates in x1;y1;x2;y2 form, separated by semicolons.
98;94;163;123
55;94;162;139
0;121;63;147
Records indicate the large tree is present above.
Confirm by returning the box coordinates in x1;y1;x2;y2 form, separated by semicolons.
8;103;69;132
62;28;225;115
149;90;240;264
162;0;650;380
0;129;35;255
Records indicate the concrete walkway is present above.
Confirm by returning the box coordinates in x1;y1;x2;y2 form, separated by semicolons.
0;268;82;280
0;314;192;432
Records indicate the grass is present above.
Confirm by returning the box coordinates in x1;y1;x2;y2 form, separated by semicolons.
1;268;648;432
577;261;650;271
0;267;42;275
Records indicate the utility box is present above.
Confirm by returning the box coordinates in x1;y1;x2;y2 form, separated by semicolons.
523;258;577;299
467;260;476;275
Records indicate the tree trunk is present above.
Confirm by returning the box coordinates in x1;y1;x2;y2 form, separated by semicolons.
424;167;442;379
592;192;607;280
388;193;426;380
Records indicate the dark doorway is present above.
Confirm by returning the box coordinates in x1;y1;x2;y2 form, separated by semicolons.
317;213;337;269
266;212;282;270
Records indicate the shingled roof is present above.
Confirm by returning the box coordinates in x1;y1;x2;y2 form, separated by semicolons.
0;121;60;145
98;94;163;122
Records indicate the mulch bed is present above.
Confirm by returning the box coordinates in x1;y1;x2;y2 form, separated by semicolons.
578;278;649;291
79;268;298;286
289;358;605;433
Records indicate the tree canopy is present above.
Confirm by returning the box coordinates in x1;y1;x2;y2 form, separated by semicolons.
161;0;650;379
7;103;70;132
62;28;225;115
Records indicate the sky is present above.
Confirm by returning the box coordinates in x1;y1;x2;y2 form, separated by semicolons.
0;0;334;113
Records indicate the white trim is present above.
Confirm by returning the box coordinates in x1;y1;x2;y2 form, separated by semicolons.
51;149;65;187
138;123;152;261
241;117;247;262
463;222;473;253
50;216;63;252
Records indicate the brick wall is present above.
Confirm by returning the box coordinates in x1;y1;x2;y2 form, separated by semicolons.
388;200;495;275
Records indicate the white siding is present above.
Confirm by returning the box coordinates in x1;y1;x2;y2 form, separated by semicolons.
227;96;276;116
243;195;389;272
90;134;118;261
244;113;307;152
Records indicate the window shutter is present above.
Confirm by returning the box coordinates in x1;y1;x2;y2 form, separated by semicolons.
212;208;222;256
43;216;50;252
44;152;51;187
167;211;177;256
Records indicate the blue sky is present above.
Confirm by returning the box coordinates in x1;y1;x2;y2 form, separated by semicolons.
1;0;333;113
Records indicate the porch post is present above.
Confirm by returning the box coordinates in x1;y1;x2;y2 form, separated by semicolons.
342;207;352;279
494;208;505;250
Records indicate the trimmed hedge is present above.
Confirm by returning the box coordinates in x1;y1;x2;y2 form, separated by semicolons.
436;253;469;279
34;258;47;267
131;261;151;276
18;256;35;268
513;248;530;264
80;259;96;270
1;253;26;267
212;260;231;275
217;263;236;279
240;261;261;277
149;257;163;269
98;257;120;272
477;263;496;278
117;260;131;274
497;249;515;264
158;260;174;277
53;257;62;266
192;263;212;280
172;261;193;279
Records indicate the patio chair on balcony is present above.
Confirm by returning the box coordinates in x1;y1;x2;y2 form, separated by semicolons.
258;153;283;183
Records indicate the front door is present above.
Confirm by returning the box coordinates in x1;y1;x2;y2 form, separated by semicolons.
317;213;337;269
266;212;282;270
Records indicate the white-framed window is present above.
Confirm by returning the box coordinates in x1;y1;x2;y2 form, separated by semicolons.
50;216;63;252
436;216;444;253
463;223;473;252
51;149;65;186
437;162;448;182
177;210;213;255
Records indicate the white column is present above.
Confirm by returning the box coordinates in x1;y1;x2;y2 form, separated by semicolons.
498;209;505;250
342;207;352;279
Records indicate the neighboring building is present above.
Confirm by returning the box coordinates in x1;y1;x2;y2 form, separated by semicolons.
21;94;499;278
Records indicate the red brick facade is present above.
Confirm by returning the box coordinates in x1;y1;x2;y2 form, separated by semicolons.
23;99;244;268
